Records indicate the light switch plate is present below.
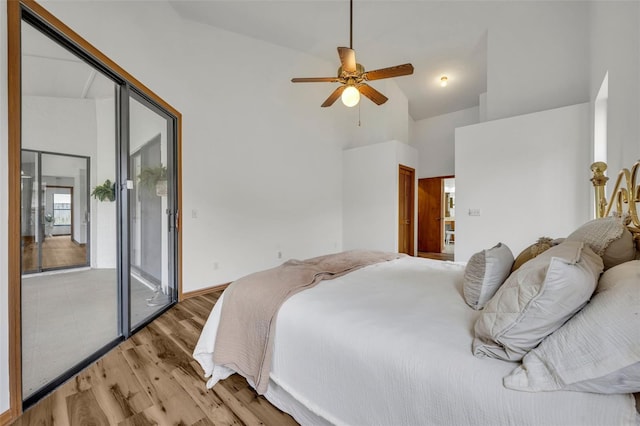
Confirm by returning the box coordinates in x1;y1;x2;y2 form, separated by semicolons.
468;208;481;216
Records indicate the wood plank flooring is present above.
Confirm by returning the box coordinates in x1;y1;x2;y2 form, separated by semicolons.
22;235;88;272
10;292;298;426
417;251;454;261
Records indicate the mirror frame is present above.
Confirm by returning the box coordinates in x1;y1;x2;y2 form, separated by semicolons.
7;0;183;419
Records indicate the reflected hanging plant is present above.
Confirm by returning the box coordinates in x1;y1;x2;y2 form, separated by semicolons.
138;165;167;196
91;179;116;202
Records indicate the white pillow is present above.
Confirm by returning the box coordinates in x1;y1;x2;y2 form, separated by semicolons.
463;243;514;310
473;241;603;361
504;260;640;393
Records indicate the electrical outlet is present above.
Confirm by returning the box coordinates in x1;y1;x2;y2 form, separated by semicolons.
468;208;481;216
277;251;283;259
213;262;219;270
191;209;198;219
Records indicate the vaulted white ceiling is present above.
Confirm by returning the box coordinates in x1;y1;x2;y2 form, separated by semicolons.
21;20;115;100
21;1;590;122
169;0;498;121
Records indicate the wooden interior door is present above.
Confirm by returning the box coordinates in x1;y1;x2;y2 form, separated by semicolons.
398;165;415;255
418;177;444;253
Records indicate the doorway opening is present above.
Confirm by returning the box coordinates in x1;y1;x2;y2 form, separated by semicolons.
418;175;455;261
21;150;90;274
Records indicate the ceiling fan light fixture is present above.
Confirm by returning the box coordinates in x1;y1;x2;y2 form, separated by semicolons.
291;0;413;107
440;76;448;87
341;85;360;107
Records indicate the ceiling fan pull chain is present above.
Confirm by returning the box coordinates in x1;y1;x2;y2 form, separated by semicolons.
358;102;361;127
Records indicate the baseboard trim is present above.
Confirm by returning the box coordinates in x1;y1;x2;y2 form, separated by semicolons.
0;409;13;426
183;283;230;299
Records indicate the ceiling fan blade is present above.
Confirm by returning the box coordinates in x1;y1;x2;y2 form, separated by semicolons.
362;63;414;81
291;77;341;83
337;47;357;73
321;86;346;107
358;84;388;105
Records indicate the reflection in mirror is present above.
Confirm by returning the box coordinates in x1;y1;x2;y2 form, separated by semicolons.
21;150;89;272
21;20;119;400
129;95;174;328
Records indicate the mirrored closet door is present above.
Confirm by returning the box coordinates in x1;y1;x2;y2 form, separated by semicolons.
20;17;120;402
18;8;179;407
129;94;177;328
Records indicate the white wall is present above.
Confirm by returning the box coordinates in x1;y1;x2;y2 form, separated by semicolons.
486;2;590;121
93;97;117;268
1;0;9;416
478;92;487;123
22;96;97;156
343;140;418;254
411;106;479;178
589;1;640;178
455;103;590;262
39;1;351;290
348;79;410;148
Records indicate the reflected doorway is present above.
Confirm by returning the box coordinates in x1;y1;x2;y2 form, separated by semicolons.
21;150;90;273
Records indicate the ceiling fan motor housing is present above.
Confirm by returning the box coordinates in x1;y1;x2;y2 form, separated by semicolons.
338;63;365;79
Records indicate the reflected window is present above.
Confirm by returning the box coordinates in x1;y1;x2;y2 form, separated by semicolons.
52;193;71;226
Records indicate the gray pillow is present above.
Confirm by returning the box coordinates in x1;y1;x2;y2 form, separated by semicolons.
504;260;640;393
473;241;603;361
463;243;514;310
566;217;635;270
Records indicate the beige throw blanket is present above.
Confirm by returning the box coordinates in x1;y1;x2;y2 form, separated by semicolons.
212;250;402;394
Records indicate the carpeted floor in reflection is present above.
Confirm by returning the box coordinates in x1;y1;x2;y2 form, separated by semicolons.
21;268;169;398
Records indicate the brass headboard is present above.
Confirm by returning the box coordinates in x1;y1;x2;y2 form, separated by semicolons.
590;161;640;240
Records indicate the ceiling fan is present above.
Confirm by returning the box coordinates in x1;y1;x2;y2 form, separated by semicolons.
291;0;414;108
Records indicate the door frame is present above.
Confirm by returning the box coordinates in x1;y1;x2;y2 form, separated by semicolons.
398;164;416;255
7;0;183;418
418;175;454;254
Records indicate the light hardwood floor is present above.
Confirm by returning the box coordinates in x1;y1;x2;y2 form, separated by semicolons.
417;252;454;261
10;291;298;426
22;235;87;272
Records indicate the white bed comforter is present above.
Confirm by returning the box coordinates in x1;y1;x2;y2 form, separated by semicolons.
194;256;637;426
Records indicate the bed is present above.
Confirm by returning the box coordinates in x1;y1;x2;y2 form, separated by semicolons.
193;161;640;426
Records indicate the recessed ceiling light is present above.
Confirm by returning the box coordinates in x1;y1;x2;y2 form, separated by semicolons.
440;76;448;87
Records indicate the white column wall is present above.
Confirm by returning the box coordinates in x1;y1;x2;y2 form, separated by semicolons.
455;103;590;262
589;1;640;178
343;140;418;254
